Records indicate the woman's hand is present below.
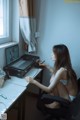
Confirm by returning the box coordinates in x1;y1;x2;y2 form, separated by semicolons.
39;63;46;67
36;60;46;67
25;76;34;84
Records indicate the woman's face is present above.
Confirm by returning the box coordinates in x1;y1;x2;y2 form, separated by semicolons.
51;52;56;61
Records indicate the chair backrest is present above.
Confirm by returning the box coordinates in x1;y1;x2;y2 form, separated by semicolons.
69;92;80;120
69;78;80;120
78;78;80;92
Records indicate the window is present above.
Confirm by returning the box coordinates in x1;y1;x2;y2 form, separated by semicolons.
0;0;10;44
0;0;3;36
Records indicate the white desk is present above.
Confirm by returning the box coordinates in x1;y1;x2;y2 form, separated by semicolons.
0;68;42;119
0;80;26;118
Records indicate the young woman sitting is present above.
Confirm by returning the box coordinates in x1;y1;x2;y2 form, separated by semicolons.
25;44;78;109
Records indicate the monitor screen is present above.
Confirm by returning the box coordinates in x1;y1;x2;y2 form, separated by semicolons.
5;45;19;65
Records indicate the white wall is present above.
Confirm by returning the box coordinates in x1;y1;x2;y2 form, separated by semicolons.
38;0;80;83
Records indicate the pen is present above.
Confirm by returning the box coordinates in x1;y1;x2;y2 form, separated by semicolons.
40;60;45;64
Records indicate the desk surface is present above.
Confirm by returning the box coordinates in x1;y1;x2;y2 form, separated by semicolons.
0;80;26;117
0;68;42;117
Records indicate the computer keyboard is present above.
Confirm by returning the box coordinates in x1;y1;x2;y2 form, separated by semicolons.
12;60;32;69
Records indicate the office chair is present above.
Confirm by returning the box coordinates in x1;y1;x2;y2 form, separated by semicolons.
37;78;80;120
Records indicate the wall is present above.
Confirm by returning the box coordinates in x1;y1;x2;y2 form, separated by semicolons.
38;0;80;83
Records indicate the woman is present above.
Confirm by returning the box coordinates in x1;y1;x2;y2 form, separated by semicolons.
25;44;78;109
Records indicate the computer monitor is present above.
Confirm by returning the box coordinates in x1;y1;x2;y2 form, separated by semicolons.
5;44;19;65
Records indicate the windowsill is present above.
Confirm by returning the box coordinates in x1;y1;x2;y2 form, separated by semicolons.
0;36;8;39
0;42;18;49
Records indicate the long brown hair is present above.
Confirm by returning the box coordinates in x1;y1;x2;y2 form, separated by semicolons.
53;44;77;82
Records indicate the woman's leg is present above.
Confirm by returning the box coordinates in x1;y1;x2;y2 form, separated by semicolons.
45;85;60;109
45;83;70;109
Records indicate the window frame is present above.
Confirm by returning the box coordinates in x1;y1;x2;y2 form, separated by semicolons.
0;0;12;44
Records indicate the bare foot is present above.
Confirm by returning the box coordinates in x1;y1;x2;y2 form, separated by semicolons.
45;102;60;109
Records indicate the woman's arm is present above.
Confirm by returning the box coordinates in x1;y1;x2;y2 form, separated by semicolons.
25;68;65;93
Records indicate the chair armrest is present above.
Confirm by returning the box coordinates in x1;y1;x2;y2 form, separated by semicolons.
41;94;71;107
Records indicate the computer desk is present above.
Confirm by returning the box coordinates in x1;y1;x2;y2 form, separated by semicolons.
0;67;43;120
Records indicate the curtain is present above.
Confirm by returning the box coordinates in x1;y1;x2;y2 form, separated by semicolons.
19;0;37;52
